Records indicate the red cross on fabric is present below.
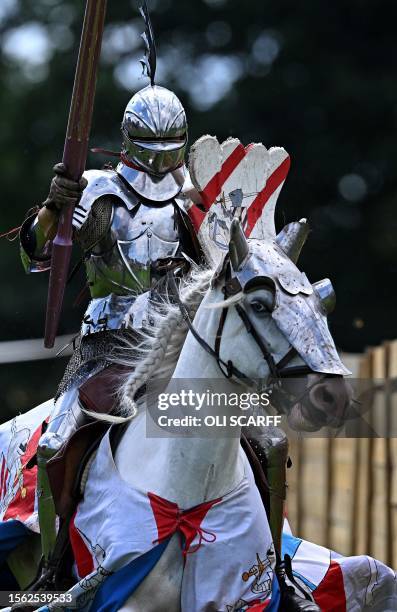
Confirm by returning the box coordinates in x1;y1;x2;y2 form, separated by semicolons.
148;491;222;557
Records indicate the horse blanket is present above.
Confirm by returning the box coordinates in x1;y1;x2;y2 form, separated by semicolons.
0;403;49;531
282;530;397;612
67;429;280;611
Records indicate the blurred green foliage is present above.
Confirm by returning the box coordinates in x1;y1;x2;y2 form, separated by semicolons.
0;0;396;418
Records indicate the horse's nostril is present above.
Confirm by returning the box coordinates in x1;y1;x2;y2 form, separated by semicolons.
310;379;352;416
291;377;353;431
321;387;333;404
310;382;338;410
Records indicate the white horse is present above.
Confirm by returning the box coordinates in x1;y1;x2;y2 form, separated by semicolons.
55;219;354;612
3;220;392;611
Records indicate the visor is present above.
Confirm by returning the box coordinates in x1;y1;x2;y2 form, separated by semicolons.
132;140;186;152
121;133;187;180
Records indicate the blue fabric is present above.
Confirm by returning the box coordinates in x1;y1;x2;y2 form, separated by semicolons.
0;520;31;589
291;571;316;592
90;537;281;612
90;539;170;612
266;574;281;612
282;532;316;591
281;532;302;561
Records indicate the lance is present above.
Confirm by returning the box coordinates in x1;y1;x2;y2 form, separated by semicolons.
44;0;107;348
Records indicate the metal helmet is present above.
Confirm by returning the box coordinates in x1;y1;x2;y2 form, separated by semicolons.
117;85;188;202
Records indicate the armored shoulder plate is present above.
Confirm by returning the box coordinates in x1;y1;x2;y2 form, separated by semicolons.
76;167;198;218
74;169;139;224
72;169;142;251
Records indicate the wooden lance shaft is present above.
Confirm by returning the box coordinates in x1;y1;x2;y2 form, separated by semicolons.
44;0;107;348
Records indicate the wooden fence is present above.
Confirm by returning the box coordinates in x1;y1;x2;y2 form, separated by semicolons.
286;343;397;566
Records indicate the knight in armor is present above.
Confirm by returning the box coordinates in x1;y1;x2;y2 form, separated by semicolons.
19;81;203;565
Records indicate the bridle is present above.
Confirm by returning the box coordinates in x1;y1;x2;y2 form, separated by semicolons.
167;265;347;429
167;268;316;395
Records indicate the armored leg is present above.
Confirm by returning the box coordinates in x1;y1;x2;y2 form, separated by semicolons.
244;424;289;554
37;386;88;563
244;425;321;612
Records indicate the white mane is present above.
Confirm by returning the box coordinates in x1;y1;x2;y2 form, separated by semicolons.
84;266;213;423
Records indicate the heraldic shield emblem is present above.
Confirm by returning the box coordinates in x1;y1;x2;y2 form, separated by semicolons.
186;136;290;265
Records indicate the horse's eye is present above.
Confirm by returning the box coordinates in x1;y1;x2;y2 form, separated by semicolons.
250;300;270;314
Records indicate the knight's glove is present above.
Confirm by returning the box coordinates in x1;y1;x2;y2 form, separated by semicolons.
42;163;87;213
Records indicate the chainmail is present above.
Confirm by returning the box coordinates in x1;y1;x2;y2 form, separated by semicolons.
55;329;138;401
75;196;113;252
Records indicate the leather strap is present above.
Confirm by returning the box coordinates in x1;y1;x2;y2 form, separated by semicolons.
167;269;315;411
167;273;253;385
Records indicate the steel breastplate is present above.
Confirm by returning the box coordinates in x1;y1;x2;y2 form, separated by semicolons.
85;200;180;298
83;200;181;335
116;201;180;290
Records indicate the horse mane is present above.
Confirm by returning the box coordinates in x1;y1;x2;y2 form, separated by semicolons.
83;265;213;423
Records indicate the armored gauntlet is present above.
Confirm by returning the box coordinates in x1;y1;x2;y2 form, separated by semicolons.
43;162;87;212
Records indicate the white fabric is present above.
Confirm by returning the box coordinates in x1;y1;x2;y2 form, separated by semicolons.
283;529;397;611
0;401;51;531
73;429;277;611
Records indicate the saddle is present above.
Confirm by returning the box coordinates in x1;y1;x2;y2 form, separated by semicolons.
47;364;128;518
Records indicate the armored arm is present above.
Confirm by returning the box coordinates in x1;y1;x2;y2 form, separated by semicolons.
20;163;87;272
20;213;53;273
19;167;108;273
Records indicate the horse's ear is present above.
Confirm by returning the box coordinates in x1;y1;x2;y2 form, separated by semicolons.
276;218;310;264
229;219;249;271
313;278;336;314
